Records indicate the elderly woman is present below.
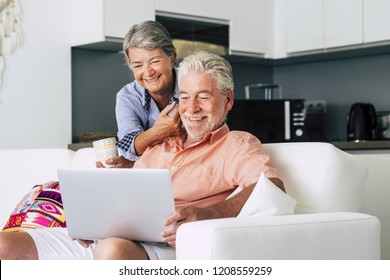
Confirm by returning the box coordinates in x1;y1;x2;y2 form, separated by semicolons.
107;20;182;168
0;20;182;260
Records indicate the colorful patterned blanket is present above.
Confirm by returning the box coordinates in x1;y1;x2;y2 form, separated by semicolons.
2;181;66;232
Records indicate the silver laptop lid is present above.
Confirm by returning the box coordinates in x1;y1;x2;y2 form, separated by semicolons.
58;168;175;242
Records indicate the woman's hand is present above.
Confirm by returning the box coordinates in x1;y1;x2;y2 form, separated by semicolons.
153;102;182;139
95;156;135;169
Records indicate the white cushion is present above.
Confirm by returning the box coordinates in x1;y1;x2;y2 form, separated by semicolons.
229;172;297;217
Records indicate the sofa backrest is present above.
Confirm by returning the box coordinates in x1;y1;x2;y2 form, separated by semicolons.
262;142;369;214
0;144;368;228
71;147;96;168
70;145;370;214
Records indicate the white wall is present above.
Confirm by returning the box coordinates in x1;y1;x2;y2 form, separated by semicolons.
0;0;71;148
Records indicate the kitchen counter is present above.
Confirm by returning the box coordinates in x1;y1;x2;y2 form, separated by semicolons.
331;140;390;151
68;140;390;153
68;142;93;151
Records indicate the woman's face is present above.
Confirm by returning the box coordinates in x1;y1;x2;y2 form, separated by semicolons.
128;47;176;96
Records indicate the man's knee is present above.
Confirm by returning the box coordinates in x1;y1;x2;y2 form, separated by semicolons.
0;232;38;260
94;238;147;260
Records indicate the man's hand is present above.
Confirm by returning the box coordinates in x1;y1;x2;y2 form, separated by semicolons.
160;207;213;248
160;183;261;248
95;156;135;168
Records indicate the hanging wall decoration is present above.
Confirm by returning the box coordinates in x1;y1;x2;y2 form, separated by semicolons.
0;0;23;88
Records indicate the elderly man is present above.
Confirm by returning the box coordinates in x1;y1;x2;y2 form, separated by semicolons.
92;51;285;260
0;51;283;260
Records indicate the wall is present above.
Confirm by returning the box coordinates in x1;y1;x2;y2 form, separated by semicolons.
71;49;131;142
70;49;274;141
0;0;71;149
274;53;390;142
71;49;390;143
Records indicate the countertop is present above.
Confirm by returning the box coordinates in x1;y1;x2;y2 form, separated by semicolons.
331;140;390;150
69;140;390;152
68;142;93;151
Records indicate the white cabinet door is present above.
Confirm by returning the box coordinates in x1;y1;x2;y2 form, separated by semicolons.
324;0;363;49
286;0;323;54
155;0;231;20
71;0;104;46
104;0;155;39
71;0;154;47
230;0;268;56
364;0;390;43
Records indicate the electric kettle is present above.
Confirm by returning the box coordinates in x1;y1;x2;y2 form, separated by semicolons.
347;103;377;141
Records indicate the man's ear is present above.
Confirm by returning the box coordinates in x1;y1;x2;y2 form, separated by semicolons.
225;90;234;111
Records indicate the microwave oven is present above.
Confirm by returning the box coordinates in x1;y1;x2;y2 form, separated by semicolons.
226;99;306;143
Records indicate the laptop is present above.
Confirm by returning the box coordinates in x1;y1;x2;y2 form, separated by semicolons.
57;168;175;243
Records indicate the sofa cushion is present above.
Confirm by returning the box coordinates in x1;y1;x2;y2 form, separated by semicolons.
2;181;66;232
227;172;297;216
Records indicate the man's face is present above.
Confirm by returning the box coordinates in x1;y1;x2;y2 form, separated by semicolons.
128;47;175;96
178;71;234;142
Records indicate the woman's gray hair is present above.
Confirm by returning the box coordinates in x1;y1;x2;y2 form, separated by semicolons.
122;20;176;64
177;51;234;95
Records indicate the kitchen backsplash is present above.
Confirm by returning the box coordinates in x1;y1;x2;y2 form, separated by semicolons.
72;48;390;143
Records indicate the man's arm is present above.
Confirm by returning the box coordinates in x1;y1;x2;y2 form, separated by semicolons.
161;177;284;247
194;177;284;219
270;177;285;193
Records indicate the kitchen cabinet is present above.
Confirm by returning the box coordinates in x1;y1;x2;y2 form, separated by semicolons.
71;0;270;58
155;0;231;21
286;0;323;54
286;0;363;54
324;0;363;49
71;0;154;47
229;0;268;57
156;0;269;57
364;0;390;44
70;0;390;61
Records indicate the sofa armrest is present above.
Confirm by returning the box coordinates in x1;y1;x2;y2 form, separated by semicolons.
176;212;380;260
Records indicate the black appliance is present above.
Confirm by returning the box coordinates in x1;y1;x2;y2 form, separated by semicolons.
227;99;306;143
347;102;377;141
374;111;390;140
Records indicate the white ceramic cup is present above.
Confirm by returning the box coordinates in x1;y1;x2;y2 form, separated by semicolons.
92;137;118;168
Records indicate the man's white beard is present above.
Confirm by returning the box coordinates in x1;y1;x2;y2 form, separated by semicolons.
182;111;227;142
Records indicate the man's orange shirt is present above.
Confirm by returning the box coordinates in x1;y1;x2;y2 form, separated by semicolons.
134;124;279;210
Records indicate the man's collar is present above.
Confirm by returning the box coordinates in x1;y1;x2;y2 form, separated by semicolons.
208;123;230;144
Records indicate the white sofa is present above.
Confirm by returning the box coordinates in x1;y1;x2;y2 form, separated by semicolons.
0;143;382;259
176;142;380;259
